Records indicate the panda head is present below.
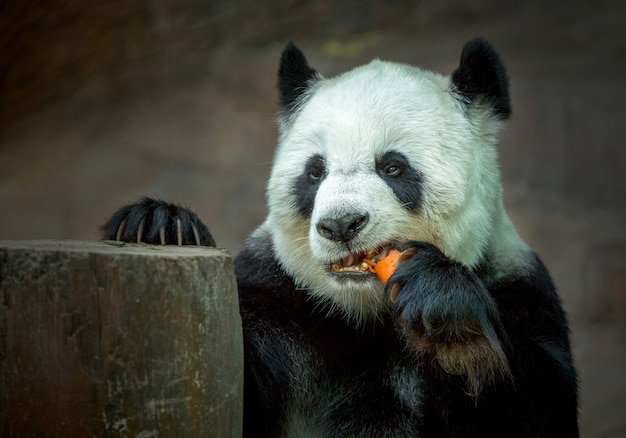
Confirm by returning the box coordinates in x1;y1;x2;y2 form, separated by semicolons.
267;39;514;322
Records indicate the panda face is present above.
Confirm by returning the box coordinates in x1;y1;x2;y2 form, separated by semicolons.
267;45;507;321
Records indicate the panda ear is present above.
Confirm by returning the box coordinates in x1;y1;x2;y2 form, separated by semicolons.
451;38;511;120
278;42;319;113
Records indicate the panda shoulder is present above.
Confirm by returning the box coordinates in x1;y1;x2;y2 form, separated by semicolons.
235;223;286;287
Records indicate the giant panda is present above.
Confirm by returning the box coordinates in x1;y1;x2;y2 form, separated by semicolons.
101;38;579;437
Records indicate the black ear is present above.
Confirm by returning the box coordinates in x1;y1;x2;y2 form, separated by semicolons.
451;38;511;120
278;42;318;112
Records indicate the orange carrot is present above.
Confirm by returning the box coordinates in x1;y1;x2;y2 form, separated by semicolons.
363;249;402;283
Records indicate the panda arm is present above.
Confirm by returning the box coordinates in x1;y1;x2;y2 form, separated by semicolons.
386;241;577;404
487;256;579;435
234;234;305;437
100;197;215;246
386;241;510;396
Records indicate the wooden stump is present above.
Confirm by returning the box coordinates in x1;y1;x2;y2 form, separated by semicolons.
0;240;243;437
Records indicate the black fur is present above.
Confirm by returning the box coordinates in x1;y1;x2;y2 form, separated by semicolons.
387;240;509;395
278;42;318;114
292;154;326;216
376;151;423;212
451;38;511;120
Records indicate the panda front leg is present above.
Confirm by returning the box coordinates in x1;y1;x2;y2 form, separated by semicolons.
386;241;510;396
100;197;216;247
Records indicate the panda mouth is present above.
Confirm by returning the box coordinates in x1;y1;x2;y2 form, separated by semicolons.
329;245;391;276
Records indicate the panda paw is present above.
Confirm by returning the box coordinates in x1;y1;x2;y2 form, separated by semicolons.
100;197;216;246
386;241;510;394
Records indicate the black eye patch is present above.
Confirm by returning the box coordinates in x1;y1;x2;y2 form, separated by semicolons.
292;154;326;216
375;151;423;212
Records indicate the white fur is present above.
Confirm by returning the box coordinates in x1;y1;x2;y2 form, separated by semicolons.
265;59;530;321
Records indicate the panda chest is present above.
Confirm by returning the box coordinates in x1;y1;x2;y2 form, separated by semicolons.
280;331;424;437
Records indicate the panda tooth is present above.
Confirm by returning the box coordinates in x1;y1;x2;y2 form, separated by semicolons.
331;263;370;273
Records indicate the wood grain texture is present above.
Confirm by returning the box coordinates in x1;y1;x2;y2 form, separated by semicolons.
0;240;242;437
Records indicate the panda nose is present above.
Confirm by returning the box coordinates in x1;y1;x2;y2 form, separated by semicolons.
316;213;369;243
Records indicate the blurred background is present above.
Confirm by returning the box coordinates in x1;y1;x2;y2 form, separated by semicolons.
0;0;624;436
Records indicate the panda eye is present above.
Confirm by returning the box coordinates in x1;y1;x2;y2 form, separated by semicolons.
308;167;324;181
383;163;402;177
376;150;422;212
376;151;410;180
304;155;326;184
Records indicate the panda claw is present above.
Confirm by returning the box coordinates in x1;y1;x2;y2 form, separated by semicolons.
176;217;183;246
137;218;146;243
116;219;127;242
191;222;201;246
